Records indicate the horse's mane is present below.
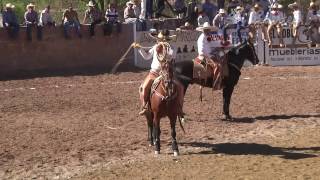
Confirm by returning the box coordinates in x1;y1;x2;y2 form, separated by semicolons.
227;42;248;57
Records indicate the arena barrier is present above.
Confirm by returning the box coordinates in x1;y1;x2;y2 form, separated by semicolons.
134;25;320;68
0;24;134;79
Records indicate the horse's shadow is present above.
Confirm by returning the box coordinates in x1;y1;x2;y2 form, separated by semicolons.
181;142;319;160
229;114;320;123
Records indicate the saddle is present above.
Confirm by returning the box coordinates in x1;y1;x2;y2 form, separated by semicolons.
193;56;229;90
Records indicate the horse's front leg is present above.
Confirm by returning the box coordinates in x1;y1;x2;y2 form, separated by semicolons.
169;115;179;156
223;86;234;121
153;114;161;155
146;112;154;146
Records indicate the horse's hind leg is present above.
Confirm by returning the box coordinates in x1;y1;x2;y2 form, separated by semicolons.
146;112;154;146
153;114;161;155
169;115;179;156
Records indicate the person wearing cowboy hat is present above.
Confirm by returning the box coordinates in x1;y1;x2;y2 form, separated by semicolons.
133;30;183;116
24;3;42;41
196;22;219;61
83;1;102;37
264;2;285;47
39;5;55;27
233;6;247;43
2;3;19;39
104;3;121;36
248;4;265;43
62;4;82;39
305;2;320;38
288;2;302;45
197;6;210;27
124;1;137;23
227;0;240;14
213;9;228;29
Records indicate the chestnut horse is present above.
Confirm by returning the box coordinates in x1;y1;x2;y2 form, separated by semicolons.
145;48;185;156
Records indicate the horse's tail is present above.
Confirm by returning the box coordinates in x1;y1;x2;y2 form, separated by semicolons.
178;115;186;134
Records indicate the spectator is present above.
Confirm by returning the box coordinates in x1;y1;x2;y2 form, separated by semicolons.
305;2;320;41
2;3;19;39
124;1;137;22
217;0;225;9
62;4;82;39
248;4;266;42
177;22;194;30
174;0;187;19
227;0;240;15
288;2;302;44
233;6;247;43
24;3;42;41
104;3;121;35
186;0;199;27
83;1;102;37
146;0;153;19
254;0;270;15
265;3;285;47
39;5;55;26
213;8;228;29
202;0;218;22
198;7;210;26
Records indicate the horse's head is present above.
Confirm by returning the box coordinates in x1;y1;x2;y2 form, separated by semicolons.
232;41;259;66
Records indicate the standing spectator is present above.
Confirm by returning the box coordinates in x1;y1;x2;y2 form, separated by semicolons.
202;0;218;22
248;4;266;42
234;6;247;43
83;1;102;37
213;9;228;29
39;5;55;26
105;3;121;35
288;2;302;45
186;0;198;27
227;0;240;15
24;3;42;41
174;0;187;18
124;1;137;22
2;3;19;39
62;4;82;39
198;7;210;26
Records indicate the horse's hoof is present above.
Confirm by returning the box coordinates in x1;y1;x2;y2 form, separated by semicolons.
181;117;186;124
173;151;179;157
155;151;160;155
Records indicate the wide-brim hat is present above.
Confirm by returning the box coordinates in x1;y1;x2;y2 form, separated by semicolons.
253;4;261;9
271;3;283;9
5;3;15;9
218;8;226;14
288;2;299;9
26;3;36;9
235;6;244;12
149;30;176;41
309;2;317;9
196;22;218;31
126;1;134;6
87;1;95;7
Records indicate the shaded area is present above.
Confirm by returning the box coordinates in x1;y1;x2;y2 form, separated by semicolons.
229;114;320;123
182;142;319;160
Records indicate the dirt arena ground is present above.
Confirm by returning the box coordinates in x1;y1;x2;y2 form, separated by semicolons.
0;66;320;179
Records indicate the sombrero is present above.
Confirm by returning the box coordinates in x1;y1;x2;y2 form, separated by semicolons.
196;22;218;31
309;2;317;9
288;2;299;9
26;3;35;9
149;30;176;41
218;9;226;14
271;3;283;9
5;3;15;9
235;6;244;12
126;1;134;6
253;4;261;9
87;1;95;7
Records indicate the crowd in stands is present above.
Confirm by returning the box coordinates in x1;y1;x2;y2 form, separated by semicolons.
1;0;319;45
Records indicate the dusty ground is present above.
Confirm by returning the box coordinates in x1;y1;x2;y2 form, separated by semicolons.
0;66;319;179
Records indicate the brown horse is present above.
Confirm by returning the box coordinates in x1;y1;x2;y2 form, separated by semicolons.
145;53;185;156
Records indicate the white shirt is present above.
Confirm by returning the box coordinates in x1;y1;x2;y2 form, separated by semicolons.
292;10;302;25
234;13;245;24
138;44;175;72
39;10;53;26
197;33;211;57
248;10;264;25
266;10;284;24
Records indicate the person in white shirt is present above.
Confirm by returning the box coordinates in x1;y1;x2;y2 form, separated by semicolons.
39;5;54;26
306;2;319;31
234;6;246;43
133;30;184;116
248;4;265;43
265;3;285;47
288;2;302;44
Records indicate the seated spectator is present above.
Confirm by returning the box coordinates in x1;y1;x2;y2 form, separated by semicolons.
213;9;228;29
202;0;218;22
265;3;285;47
248;4;266;42
104;3;121;35
174;0;187;19
124;1;137;23
83;1;102;37
63;4;82;39
186;0;198;27
288;2;302;45
133;0;141;18
197;7;210;26
305;2;320;38
2;3;19;39
254;0;270;15
39;5;55;26
233;6;247;43
24;3;42;41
